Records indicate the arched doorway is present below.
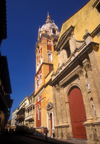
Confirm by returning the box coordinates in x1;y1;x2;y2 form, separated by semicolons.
69;87;87;139
50;113;52;136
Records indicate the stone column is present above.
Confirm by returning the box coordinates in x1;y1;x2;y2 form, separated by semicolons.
60;87;69;140
64;87;72;139
84;62;100;119
55;85;62;139
84;60;100;143
55;85;62;125
52;86;58;138
78;68;94;143
52;86;57;126
88;49;100;98
60;87;68;124
78;69;93;121
79;61;95;143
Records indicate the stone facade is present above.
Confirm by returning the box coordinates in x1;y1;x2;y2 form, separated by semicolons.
50;1;100;143
11;108;19;131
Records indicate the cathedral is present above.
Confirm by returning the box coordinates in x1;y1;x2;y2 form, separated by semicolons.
49;0;100;144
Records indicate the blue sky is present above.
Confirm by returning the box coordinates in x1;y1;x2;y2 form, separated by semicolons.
1;0;89;119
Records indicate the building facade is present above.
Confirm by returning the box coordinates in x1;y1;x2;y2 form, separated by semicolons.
50;0;100;144
11;108;19;131
16;96;28;126
0;0;13;134
34;14;59;136
25;92;35;129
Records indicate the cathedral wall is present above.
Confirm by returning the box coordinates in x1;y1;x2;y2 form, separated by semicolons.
59;0;100;41
53;51;59;73
46;85;53;104
53;0;100;74
52;51;100;143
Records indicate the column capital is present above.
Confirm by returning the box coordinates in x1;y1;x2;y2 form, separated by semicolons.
82;59;92;72
55;84;62;92
84;63;92;72
77;69;84;77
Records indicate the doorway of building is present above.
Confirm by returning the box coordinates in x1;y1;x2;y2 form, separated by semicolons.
69;87;87;139
50;113;52;136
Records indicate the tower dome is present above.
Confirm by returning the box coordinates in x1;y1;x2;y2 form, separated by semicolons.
38;13;59;39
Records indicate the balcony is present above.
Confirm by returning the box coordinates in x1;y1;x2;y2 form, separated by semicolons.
16;114;24;122
25;114;34;122
25;102;34;109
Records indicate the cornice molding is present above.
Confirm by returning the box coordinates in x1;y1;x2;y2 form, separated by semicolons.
51;42;99;86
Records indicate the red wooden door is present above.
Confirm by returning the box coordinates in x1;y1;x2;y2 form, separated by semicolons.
69;87;87;139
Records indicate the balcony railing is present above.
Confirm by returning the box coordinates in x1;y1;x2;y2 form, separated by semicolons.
25;102;34;109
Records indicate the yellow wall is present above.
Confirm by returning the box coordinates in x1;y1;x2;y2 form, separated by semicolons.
41;98;47;127
53;51;59;73
45;70;52;84
59;0;100;41
46;85;53;104
53;0;100;73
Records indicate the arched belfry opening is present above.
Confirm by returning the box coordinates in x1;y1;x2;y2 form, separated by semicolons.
68;86;87;139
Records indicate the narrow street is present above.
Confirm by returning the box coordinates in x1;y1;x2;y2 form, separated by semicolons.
0;133;51;144
0;133;87;144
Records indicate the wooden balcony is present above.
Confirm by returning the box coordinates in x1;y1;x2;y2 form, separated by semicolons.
16;114;24;122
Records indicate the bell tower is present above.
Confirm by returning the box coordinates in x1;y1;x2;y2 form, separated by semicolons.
34;13;59;131
35;14;59;92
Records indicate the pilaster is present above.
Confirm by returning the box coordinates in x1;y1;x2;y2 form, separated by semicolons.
84;61;100;119
60;87;68;124
88;50;100;98
52;86;58;139
83;59;100;144
55;85;62;125
78;68;93;121
55;85;62;139
52;86;57;126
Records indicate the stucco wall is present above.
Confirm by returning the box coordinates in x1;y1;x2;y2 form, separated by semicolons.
53;0;100;73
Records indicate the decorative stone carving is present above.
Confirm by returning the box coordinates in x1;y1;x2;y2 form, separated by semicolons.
83;29;93;45
46;102;53;110
83;59;92;72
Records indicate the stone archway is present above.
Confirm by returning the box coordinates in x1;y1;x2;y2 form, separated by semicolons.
68;86;87;139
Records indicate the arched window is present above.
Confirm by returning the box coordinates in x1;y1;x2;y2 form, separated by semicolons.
52;28;56;34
